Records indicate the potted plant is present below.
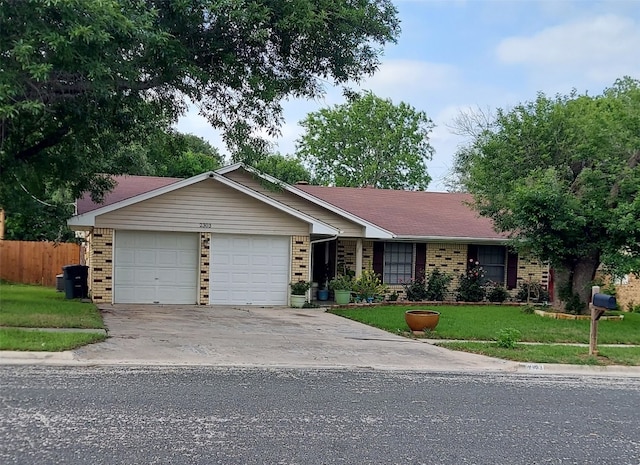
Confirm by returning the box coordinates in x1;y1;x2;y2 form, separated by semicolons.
290;281;311;308
353;269;386;303
404;310;440;332
328;274;353;305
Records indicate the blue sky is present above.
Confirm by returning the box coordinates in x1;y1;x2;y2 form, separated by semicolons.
177;0;640;191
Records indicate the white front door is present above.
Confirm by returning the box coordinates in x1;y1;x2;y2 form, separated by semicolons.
114;231;199;304
210;234;290;305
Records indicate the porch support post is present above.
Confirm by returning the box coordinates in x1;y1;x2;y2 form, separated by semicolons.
355;238;363;278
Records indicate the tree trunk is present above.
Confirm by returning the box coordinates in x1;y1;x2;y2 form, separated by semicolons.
553;253;600;314
572;253;600;312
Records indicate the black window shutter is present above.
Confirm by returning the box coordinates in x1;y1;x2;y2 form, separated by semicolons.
373;242;384;278
467;244;478;268
415;243;426;278
506;251;518;289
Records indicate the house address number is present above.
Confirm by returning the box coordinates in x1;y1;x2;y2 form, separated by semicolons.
199;223;212;228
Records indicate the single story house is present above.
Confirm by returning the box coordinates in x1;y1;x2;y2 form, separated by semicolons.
68;163;550;305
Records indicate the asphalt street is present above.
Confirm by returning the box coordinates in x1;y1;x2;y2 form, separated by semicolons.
1;366;639;465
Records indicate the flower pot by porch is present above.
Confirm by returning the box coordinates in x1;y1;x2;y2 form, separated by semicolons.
317;289;329;301
334;290;351;305
404;310;440;331
290;294;306;308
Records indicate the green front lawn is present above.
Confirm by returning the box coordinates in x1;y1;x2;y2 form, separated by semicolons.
0;328;106;351
330;305;640;344
0;282;104;328
330;305;640;366
0;282;106;351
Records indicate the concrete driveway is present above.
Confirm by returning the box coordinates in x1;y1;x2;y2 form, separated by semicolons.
69;304;518;371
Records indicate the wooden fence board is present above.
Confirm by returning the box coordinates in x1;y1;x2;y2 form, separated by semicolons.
0;240;81;287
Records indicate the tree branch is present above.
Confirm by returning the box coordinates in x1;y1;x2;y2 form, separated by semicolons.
14;126;71;162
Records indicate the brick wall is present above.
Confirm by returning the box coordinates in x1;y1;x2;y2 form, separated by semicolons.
517;254;549;290
337;239;357;274
614;275;640;311
426;243;467;297
89;228;113;303
199;233;211;305
362;240;373;270
291;236;310;283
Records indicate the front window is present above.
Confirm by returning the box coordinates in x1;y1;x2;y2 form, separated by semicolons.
478;245;506;284
383;243;413;284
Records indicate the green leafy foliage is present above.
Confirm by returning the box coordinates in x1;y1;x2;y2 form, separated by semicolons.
403;269;453;301
486;282;510;303
456;261;486;302
495;328;522;349
453;77;640;310
352;270;387;300
290;281;312;295
296;91;434;189
251;154;312;185
0;0;400;205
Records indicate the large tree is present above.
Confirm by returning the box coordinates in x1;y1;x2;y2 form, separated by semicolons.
251;153;312;186
454;78;640;312
295;91;434;190
0;0;399;204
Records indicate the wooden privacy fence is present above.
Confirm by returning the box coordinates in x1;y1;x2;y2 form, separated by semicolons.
0;240;82;287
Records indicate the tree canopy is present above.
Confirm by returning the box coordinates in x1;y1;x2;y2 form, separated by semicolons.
251;154;312;186
0;0;399;205
295;91;434;190
454;77;640;311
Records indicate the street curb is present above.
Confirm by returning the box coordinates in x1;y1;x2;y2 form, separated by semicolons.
2;351;640;377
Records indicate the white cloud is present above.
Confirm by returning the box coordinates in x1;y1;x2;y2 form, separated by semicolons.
496;14;640;83
362;59;460;102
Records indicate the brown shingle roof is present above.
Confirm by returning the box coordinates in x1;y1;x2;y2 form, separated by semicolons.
74;171;504;240
296;185;505;240
76;175;182;215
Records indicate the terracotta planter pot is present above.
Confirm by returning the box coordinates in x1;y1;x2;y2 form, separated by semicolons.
404;310;440;331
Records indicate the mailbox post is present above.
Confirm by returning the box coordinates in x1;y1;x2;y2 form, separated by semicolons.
589;286;617;356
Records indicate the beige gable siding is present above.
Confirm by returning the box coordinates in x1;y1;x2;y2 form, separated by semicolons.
223;169;365;237
95;179;308;235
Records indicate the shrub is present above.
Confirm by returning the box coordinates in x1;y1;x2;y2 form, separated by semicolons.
496;328;521;349
328;275;353;291
456;260;486;302
290;281;311;295
352;270;386;301
516;281;550;303
402;274;428;301
425;268;453;301
486;282;509;303
521;304;536;314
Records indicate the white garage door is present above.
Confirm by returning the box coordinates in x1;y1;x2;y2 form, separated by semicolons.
210;234;290;305
114;231;199;304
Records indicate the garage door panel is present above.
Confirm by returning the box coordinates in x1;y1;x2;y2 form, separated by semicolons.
114;231;198;304
211;234;290;305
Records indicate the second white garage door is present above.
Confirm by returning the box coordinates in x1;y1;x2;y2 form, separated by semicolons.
210;234;290;305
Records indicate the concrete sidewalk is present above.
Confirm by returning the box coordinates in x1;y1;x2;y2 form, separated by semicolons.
1;304;640;377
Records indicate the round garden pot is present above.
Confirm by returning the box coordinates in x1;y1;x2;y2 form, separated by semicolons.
334;290;351;305
290;294;306;308
404;310;440;331
317;289;329;301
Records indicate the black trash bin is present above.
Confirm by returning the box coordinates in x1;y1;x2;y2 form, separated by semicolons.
62;265;89;299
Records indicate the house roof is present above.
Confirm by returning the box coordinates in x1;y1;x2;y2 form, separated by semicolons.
295;185;506;240
76;175;182;215
70;172;340;235
72;166;506;241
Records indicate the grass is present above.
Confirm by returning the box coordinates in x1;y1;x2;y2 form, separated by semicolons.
329;305;640;365
437;342;640;367
0;282;104;328
0;282;106;351
0;328;106;351
330;305;640;344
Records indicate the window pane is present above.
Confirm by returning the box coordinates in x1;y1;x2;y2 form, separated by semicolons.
478;246;505;283
383;243;413;284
